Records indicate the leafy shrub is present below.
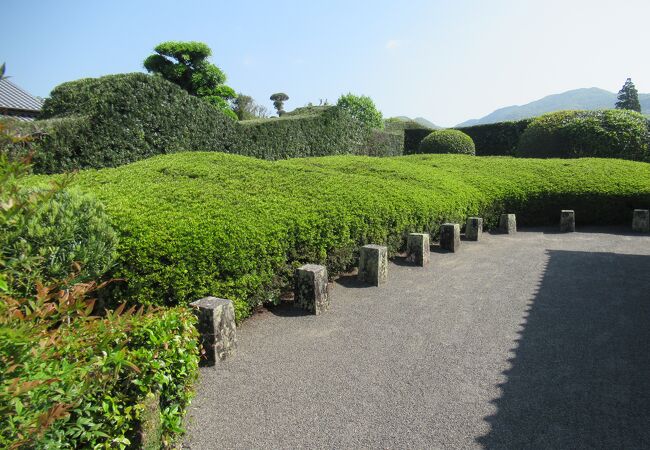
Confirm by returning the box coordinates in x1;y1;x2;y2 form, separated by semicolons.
336;93;384;130
403;128;434;154
456;118;532;156
418;129;476;155
0;185;118;296
0;293;199;449
517;109;650;160
41;152;650;321
31;73;239;173
363;129;404;156
0;156;199;449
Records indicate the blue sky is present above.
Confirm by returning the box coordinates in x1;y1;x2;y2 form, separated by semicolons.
3;0;650;126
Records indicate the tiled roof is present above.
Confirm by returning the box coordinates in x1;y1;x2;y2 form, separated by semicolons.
0;78;43;112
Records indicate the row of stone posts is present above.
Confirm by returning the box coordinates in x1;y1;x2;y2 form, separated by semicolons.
190;209;649;366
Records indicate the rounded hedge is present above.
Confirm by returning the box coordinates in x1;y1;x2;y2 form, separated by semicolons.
418;129;476;155
34;73;239;173
517;109;650;161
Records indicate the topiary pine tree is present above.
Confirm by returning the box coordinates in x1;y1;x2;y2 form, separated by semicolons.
270;93;289;116
615;78;641;112
144;41;237;119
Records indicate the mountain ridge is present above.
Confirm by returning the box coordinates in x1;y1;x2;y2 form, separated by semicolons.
457;87;650;127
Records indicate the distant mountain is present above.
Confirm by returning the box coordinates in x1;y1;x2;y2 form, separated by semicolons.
393;116;441;129
457;87;650;127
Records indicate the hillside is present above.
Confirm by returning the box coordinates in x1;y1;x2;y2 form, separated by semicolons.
458;87;650;126
393;116;441;129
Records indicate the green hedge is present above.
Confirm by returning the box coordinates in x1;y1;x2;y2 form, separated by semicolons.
417;129;475;155
456;119;532;156
14;73;240;173
517;110;650;160
38;153;650;321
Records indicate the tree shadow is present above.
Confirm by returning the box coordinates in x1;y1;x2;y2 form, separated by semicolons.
477;250;650;449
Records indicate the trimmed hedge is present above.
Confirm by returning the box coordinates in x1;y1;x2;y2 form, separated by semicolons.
417;129;475;155
517;110;650;160
404;128;434;154
32;73;239;173
38;153;650;321
456;119;533;156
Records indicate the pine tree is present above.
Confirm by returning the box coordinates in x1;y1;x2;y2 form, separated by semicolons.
615;78;641;112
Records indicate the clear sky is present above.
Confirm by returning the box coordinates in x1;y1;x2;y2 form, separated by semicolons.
3;0;650;126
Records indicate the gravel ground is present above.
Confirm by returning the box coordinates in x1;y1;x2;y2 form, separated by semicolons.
184;227;650;449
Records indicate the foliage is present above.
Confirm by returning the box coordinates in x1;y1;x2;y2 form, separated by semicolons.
235;106;399;159
517;109;649;160
615;78;641;112
417;129;476;155
31;73;240;173
336;93;384;130
232;93;269;120
455;119;533;156
0;63;6;80
0;156;199;448
270;93;289;116
38;152;650;322
143;41;237;119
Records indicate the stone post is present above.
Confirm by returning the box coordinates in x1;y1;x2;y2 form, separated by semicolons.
632;209;650;232
440;223;461;252
406;233;430;266
358;244;388;286
294;264;329;315
499;214;517;234
560;210;575;232
190;297;237;366
465;217;483;241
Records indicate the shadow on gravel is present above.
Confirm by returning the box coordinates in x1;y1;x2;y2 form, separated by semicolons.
477;250;650;449
334;274;373;289
266;301;311;317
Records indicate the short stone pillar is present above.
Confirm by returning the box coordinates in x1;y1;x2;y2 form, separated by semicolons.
406;233;430;266
499;214;517;234
632;209;650;232
358;244;388;286
190;297;237;366
465;217;483;241
294;264;329;315
560;210;575;232
440;223;461;252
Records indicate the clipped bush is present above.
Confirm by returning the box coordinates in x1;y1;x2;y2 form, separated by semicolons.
456;118;532;156
32;73;239;173
418;129;476;155
517;109;650;160
42;152;650;321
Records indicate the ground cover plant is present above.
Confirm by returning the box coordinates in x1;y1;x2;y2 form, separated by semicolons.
35;153;650;321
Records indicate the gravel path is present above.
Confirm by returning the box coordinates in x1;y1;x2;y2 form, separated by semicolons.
184;227;650;449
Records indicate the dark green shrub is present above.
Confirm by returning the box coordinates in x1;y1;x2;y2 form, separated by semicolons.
418;129;476;155
362;130;404;156
517;109;649;160
33;73;239;173
404;128;434;154
456;118;532;156
42;152;650;322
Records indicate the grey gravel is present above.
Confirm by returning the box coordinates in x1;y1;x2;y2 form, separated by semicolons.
184;227;650;449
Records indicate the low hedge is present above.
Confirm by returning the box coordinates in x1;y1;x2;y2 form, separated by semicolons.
517;110;650;160
456;119;533;156
417;129;475;155
37;153;650;321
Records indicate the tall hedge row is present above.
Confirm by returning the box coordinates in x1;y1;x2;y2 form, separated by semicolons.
455;119;533;156
4;74;401;173
40;153;650;321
